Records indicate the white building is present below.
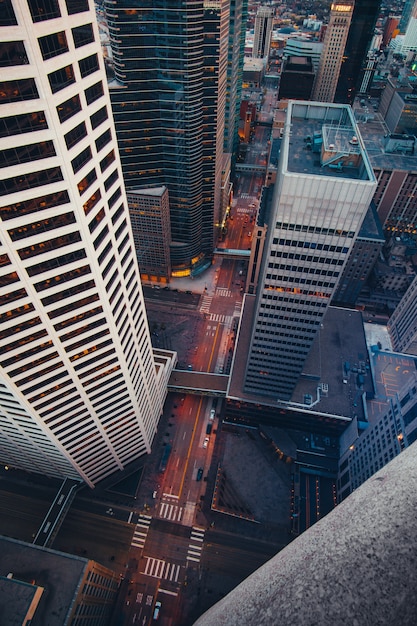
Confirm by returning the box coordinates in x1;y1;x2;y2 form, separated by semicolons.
253;6;274;59
243;101;376;401
0;0;174;488
387;275;417;354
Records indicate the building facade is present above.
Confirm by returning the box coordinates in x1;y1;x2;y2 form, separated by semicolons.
105;0;228;277
311;1;354;103
387;275;417;354
334;0;382;104
252;6;274;59
0;0;171;487
243;102;376;401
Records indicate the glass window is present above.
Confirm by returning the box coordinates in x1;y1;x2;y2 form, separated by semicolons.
27;0;61;22
48;65;75;94
77;168;97;195
0;111;47;138
65;0;89;15
0;167;63;197
8;212;76;241
38;31;68;60
57;94;81;123
95;128;111;152
78;53;99;78
85;81;103;105
26;249;87;277
71;146;92;173
0;141;56;169
83;189;102;216
104;169;118;192
100;150;115;173
0;79;39;103
90;106;108;130
0;1;17;26
0;190;70;221
72;23;94;48
64;121;87;149
0;41;28;67
18;231;82;260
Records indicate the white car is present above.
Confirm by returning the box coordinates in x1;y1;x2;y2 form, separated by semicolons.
210;409;215;420
203;437;209;449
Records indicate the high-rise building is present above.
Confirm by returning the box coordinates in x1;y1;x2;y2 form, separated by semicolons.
252;6;274;59
105;0;229;277
278;56;315;101
390;0;417;55
387;275;417;354
224;0;248;158
399;0;416;32
334;0;382;104
243;101;376;401
311;1;354;103
0;0;173;488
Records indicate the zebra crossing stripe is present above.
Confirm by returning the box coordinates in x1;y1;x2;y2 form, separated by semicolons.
131;515;152;548
143;557;181;582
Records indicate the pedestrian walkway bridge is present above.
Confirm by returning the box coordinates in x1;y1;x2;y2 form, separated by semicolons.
168;370;228;397
235;163;267;173
214;248;251;259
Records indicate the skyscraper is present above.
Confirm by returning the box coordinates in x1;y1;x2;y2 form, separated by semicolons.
252;6;274;59
311;1;354;103
387;275;417;354
0;0;173;488
105;0;229;277
243;101;376;401
334;0;382;104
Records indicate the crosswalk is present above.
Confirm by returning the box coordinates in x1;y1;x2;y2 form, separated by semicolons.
158;494;183;522
142;557;181;583
131;514;152;549
187;527;205;563
200;294;212;314
208;313;233;325
215;287;232;298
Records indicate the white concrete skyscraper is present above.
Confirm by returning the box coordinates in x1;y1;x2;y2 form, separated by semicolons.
243;101;376;401
253;6;274;59
0;0;174;487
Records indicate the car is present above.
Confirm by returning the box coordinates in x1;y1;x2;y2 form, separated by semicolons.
196;467;204;481
153;601;161;621
203;437;209;449
206;422;212;435
210;408;215;420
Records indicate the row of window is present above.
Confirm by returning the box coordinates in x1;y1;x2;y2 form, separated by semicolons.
275;222;355;238
265;274;336;289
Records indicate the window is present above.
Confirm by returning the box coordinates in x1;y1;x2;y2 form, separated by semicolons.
95;129;111;152
48;65;75;94
38;31;68;60
8;212;76;241
0;167;63;197
78;54;99;78
71;146;92;173
83;189;101;216
18;231;81;260
65;0;89;14
0;41;28;66
89;207;105;233
77;169;97;195
72;23;94;48
0;190;70;221
90;106;108;130
0;141;56;169
26;249;87;277
0;79;39;103
57;94;81;123
27;0;61;22
100;150;115;173
0;1;17;26
0;111;47;138
104;169;118;191
85;81;103;105
64;121;87;149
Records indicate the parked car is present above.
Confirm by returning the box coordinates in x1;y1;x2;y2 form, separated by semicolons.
203;437;209;449
206;422;212;435
196;467;204;481
210;409;215;420
153;601;161;621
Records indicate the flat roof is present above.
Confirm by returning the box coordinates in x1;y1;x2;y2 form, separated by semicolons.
284;101;375;182
0;536;88;626
228;299;370;424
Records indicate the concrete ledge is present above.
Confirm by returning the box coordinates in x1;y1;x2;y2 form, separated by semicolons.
194;442;417;625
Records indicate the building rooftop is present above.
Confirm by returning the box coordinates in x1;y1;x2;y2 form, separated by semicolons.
284;101;375;182
228;300;370;427
0;536;89;626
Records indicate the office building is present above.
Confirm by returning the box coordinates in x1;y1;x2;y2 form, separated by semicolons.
311;1;354;103
387;275;417;354
224;0;248;158
399;0;416;32
278;56;315;101
243;101;376;401
0;0;173;488
127;186;171;282
253;6;274;59
334;0;382;104
283;38;323;72
105;0;228;277
390;1;417;55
